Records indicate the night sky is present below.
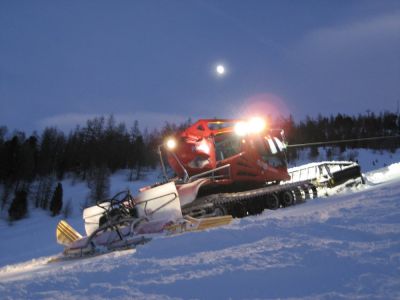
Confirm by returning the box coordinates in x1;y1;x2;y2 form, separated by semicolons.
1;0;399;133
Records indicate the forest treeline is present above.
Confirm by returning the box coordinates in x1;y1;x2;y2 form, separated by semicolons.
0;112;399;220
279;112;400;160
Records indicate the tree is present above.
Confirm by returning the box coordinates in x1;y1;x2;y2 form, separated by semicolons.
62;199;73;218
37;127;66;178
8;190;28;221
2;136;21;182
34;175;56;209
49;182;63;216
1;136;22;210
87;166;110;204
309;146;319;159
0;126;7;181
19;135;38;182
134;135;145;180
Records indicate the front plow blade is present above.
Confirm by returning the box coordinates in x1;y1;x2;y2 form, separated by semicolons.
56;220;82;246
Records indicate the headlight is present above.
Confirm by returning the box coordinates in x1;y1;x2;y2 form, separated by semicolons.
234;117;266;136
234;121;249;136
165;138;177;150
248;117;266;133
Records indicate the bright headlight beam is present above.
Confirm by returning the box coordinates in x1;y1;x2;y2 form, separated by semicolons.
166;138;177;150
235;117;266;136
248;117;266;133
234;121;249;136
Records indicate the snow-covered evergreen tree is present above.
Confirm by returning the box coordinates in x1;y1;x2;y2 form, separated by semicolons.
49;182;63;216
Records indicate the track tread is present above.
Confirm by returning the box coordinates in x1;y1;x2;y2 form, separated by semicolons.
182;180;317;218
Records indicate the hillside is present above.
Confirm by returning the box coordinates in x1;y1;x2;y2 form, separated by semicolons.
0;162;399;299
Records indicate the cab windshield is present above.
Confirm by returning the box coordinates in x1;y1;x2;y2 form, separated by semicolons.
253;136;287;168
215;133;242;161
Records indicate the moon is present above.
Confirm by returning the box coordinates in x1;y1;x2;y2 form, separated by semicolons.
216;64;225;75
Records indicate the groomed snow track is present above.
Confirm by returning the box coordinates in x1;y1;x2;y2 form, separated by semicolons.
182;181;317;218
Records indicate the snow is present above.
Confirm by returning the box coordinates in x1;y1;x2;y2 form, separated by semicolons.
365;162;400;185
0;152;400;299
289;147;400;172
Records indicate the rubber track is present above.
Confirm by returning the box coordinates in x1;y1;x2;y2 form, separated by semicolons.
181;180;317;218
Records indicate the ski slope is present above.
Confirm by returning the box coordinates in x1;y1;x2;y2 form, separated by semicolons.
1;164;400;299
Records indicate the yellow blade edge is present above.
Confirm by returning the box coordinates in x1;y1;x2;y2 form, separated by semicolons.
56;220;82;246
194;215;233;231
183;215;233;232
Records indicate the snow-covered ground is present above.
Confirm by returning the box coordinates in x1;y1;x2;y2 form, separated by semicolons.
0;152;400;299
289;147;400;172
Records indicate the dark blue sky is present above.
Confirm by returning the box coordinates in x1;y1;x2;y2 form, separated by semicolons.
1;0;399;132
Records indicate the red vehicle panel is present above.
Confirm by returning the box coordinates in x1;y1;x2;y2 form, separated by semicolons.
167;119;290;184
